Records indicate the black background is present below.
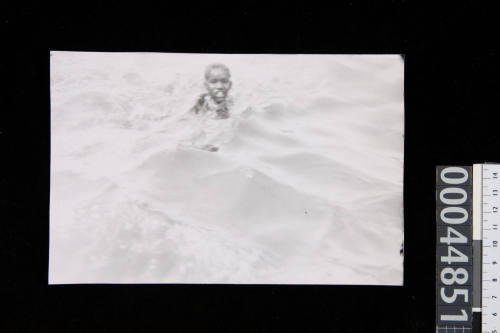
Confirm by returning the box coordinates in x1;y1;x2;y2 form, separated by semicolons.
1;1;498;332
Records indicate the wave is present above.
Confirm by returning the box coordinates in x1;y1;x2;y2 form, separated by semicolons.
49;54;403;284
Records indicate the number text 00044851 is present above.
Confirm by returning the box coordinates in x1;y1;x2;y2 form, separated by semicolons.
436;166;473;328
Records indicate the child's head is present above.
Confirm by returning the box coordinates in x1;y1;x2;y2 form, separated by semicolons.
204;63;232;103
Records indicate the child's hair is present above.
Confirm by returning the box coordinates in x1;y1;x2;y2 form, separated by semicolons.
204;63;231;80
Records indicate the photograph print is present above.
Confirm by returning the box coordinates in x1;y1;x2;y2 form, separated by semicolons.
49;52;404;285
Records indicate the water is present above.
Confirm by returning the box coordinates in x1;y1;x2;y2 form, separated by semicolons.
49;52;404;284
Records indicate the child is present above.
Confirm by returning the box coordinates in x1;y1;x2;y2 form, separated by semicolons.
191;63;233;119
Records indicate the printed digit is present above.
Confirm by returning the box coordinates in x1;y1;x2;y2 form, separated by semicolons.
440;227;467;245
441;267;469;285
439;187;467;205
440;207;469;224
441;246;469;265
440;309;468;321
440;167;469;185
440;288;469;303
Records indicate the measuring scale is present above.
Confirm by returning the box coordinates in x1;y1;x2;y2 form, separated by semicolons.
475;164;500;333
436;164;500;332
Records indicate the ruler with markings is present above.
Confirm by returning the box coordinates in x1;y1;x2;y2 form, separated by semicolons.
477;164;500;333
436;164;500;333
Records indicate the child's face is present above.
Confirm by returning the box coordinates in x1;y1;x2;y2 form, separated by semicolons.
204;68;232;103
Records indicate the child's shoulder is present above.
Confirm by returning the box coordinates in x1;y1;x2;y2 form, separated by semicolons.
191;94;208;114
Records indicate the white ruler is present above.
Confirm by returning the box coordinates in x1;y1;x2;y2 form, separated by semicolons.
477;163;500;333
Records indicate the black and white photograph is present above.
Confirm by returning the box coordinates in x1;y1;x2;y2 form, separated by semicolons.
49;52;404;285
